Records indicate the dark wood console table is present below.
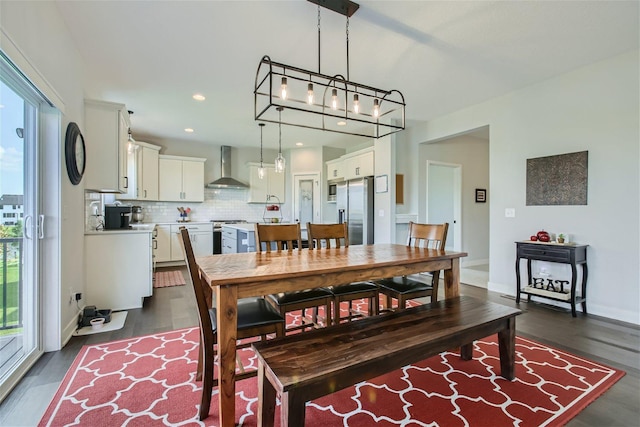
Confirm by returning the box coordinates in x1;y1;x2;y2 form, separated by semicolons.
515;241;588;317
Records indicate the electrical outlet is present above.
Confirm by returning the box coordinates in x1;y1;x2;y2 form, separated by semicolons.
75;292;82;301
505;208;516;218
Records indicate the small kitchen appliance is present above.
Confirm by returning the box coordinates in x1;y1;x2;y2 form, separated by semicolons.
104;204;133;229
131;206;144;223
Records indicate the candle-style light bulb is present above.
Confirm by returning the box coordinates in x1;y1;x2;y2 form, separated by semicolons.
331;88;338;110
307;83;314;105
353;94;360;114
373;98;380;118
281;77;287;100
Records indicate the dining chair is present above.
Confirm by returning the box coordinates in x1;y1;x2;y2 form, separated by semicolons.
376;222;449;310
179;227;285;421
307;222;380;324
255;222;334;333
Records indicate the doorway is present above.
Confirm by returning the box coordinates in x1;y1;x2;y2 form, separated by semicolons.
292;173;321;236
426;161;461;251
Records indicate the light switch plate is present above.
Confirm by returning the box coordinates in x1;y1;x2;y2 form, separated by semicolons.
505;208;515;218
378;209;384;217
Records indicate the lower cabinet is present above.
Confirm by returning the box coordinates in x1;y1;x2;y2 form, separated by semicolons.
85;231;153;310
156;223;214;263
222;226;256;253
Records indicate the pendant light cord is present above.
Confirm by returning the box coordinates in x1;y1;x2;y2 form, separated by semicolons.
346;16;350;82
317;5;321;74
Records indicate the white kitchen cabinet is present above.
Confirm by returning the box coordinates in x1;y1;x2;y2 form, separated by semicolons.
169;223;213;261
118;141;160;201
326;158;344;182
155;224;172;262
85;230;153;310
84;99;130;193
247;163;285;203
159;155;206;202
343;149;374;180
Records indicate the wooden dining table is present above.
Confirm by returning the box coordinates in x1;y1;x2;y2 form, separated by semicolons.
197;243;467;427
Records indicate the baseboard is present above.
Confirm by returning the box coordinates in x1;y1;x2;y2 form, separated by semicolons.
62;308;83;347
488;281;639;326
461;258;489;268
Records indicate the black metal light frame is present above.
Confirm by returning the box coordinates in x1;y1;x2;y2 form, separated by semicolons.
254;0;405;139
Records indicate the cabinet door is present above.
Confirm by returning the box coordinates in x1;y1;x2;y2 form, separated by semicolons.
182;160;204;202
155;225;171;262
326;159;344;181
84;100;128;193
118;109;129;193
358;151;375;177
140;146;159;200
159;158;183;201
192;232;213;256
248;165;270;203
169;225;185;261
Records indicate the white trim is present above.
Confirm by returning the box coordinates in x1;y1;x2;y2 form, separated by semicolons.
0;28;65;113
461;258;489;268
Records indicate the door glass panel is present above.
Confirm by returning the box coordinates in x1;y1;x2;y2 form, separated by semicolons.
0;60;39;394
297;179;314;227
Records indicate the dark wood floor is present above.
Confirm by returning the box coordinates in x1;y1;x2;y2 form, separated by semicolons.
0;268;638;426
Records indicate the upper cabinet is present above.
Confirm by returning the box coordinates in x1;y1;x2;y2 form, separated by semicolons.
118;141;161;201
326;147;375;182
136;142;161;201
326;158;344;182
158;155;205;202
84;100;130;193
247;163;285;203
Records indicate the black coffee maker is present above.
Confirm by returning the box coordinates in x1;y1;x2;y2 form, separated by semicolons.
104;204;132;229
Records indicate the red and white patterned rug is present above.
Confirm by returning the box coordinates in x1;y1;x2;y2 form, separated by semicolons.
39;316;624;427
153;270;186;288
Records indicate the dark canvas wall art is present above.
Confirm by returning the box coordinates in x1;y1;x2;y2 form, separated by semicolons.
526;151;588;206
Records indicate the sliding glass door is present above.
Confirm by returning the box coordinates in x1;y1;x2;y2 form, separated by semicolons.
0;54;43;397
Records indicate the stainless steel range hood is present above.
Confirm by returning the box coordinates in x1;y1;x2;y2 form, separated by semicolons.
206;145;249;189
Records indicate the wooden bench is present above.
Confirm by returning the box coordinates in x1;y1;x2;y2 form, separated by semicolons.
252;295;522;427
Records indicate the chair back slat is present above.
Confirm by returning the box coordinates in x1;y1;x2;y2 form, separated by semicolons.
307;223;348;249
255;223;302;252
179;227;215;347
407;222;449;249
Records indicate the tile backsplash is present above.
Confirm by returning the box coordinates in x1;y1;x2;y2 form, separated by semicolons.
85;188;281;230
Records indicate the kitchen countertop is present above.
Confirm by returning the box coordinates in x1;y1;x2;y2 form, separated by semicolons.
221;223;258;232
85;223;156;235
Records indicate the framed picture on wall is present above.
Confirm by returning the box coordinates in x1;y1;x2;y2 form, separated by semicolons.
476;188;487;203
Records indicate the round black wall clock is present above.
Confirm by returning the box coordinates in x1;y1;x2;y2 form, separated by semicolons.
65;122;86;185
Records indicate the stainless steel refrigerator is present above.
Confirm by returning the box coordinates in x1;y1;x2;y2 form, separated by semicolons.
336;177;374;245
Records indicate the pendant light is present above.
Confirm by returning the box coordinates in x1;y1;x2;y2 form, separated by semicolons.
258;123;266;179
254;0;405;139
275;107;285;173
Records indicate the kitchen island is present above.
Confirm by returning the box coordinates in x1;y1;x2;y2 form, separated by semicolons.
84;225;155;310
221;223;257;253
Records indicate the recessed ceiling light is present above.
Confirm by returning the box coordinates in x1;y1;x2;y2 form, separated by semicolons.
184;128;194;133
337;121;347;126
192;94;206;101
296;142;304;146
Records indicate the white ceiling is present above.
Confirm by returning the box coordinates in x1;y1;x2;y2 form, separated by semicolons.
54;0;638;150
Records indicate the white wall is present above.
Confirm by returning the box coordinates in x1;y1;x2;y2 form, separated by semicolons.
1;1;87;349
419;135;490;265
408;50;640;324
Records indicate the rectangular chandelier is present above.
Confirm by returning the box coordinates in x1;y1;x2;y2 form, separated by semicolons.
254;0;405;139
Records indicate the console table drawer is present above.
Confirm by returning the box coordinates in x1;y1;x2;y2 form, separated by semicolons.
518;246;570;262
